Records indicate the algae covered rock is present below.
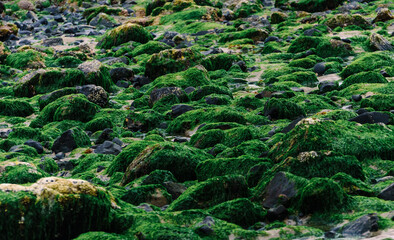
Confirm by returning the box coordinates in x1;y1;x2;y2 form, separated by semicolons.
145;48;204;80
121;142;211;185
325;14;369;29
0;99;34;117
98;23;153;49
0;177;115;240
167;175;249;211
51;127;90;153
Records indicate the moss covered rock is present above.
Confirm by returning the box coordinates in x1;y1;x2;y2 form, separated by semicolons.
208;198;266;228
263;98;305;120
0;99;34;117
98;23;153;49
325;14;370;29
121;142;211;185
167;175;249;211
269;119;394;161
145;48;204;80
341;71;388;89
0;177;115;240
0;162;48;184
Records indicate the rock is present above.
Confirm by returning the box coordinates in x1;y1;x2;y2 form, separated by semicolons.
377;183;394;201
95;128;114;145
56;159;74;171
54;152;65;160
121;142;210;185
54;14;65;22
51;127;90;154
195;216;215;236
0;177;115;239
304;28;322;36
319;81;337;93
369;33;393;51
76;84;108;108
341;213;379;237
0;23;18;41
18;0;35;11
121;184;171;207
313;62;326;75
349;112;390;125
110;67;134;82
24;140;43;154
42;37;64;47
351;94;362;102
267;205;288;221
89;13;118;28
373;8;394;23
149;87;185;105
94;141;122;155
170;104;194;118
270;11;288;24
325;14;369;29
262;172;300;208
163;181;187;200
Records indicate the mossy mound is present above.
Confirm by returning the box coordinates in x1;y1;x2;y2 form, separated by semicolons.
190;128;226;149
340;52;394;79
131;41;171;57
219;28;269;43
168;107;246;134
13;69;81;97
121;184;172;207
325;14;370;29
270;71;318;87
85;117;114;133
360;94;394;111
299;177;348;213
151;66;210;89
287;36;352;58
263;98;306;120
208;198;266;228
331;173;373;196
341;71;388;89
269;119;394;161
107;140;156;176
196;155;270;181
217;139;269;158
145;48;204;80
98;23;153;49
5;49;43;70
0;162;49;184
167;175;249;211
121;142;211;184
201;53;242;71
0;177;114;240
0;99;34;117
31;94;100;127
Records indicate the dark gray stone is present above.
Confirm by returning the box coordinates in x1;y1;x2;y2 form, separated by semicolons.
377;183;394;201
349;112;390;124
24;140;43;154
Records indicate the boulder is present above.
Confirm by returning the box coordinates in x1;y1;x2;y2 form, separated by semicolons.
349;112;390;125
369;33;393;51
341;213;379;237
76;84;108;108
52;127;90;154
373;8;394;23
94;141;122;155
0;177;114;240
377;183;394;201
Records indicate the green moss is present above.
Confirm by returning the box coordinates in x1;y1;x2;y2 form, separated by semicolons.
160;8;207;24
145;48;204;80
288;58;316;69
13;68;90;97
263;98;305;120
286;152;365;180
341;71;388;89
0;164;49;184
38;87;77;110
360;94;393;111
291;0;345;12
74;232;127;240
131;41;171;57
144;134;165;142
121;142;211;184
121;184;172;206
32;94;100;127
234;2;262;18
269;120;394;162
189;85;232;101
331;173;373;196
7;127;49;143
73;154;115;175
217;139;269;158
208;198;266;228
83;5;121;23
38;157;59;174
167;175;249;211
196;155;270;181
138;169;177;186
125;110;165;132
167;107;246;134
312;109;357;121
271;71;318;87
5;49;43;69
219;28;268;43
0;99;34;117
0;181;113;240
190;129;226;149
299;178;348;213
134;222;201;239
98;23;153;49
340;52;394;79
287;36;321;53
51;56;83;68
85;117;114;133
201;53;242;71
151;66;210;89
290;94;336;114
